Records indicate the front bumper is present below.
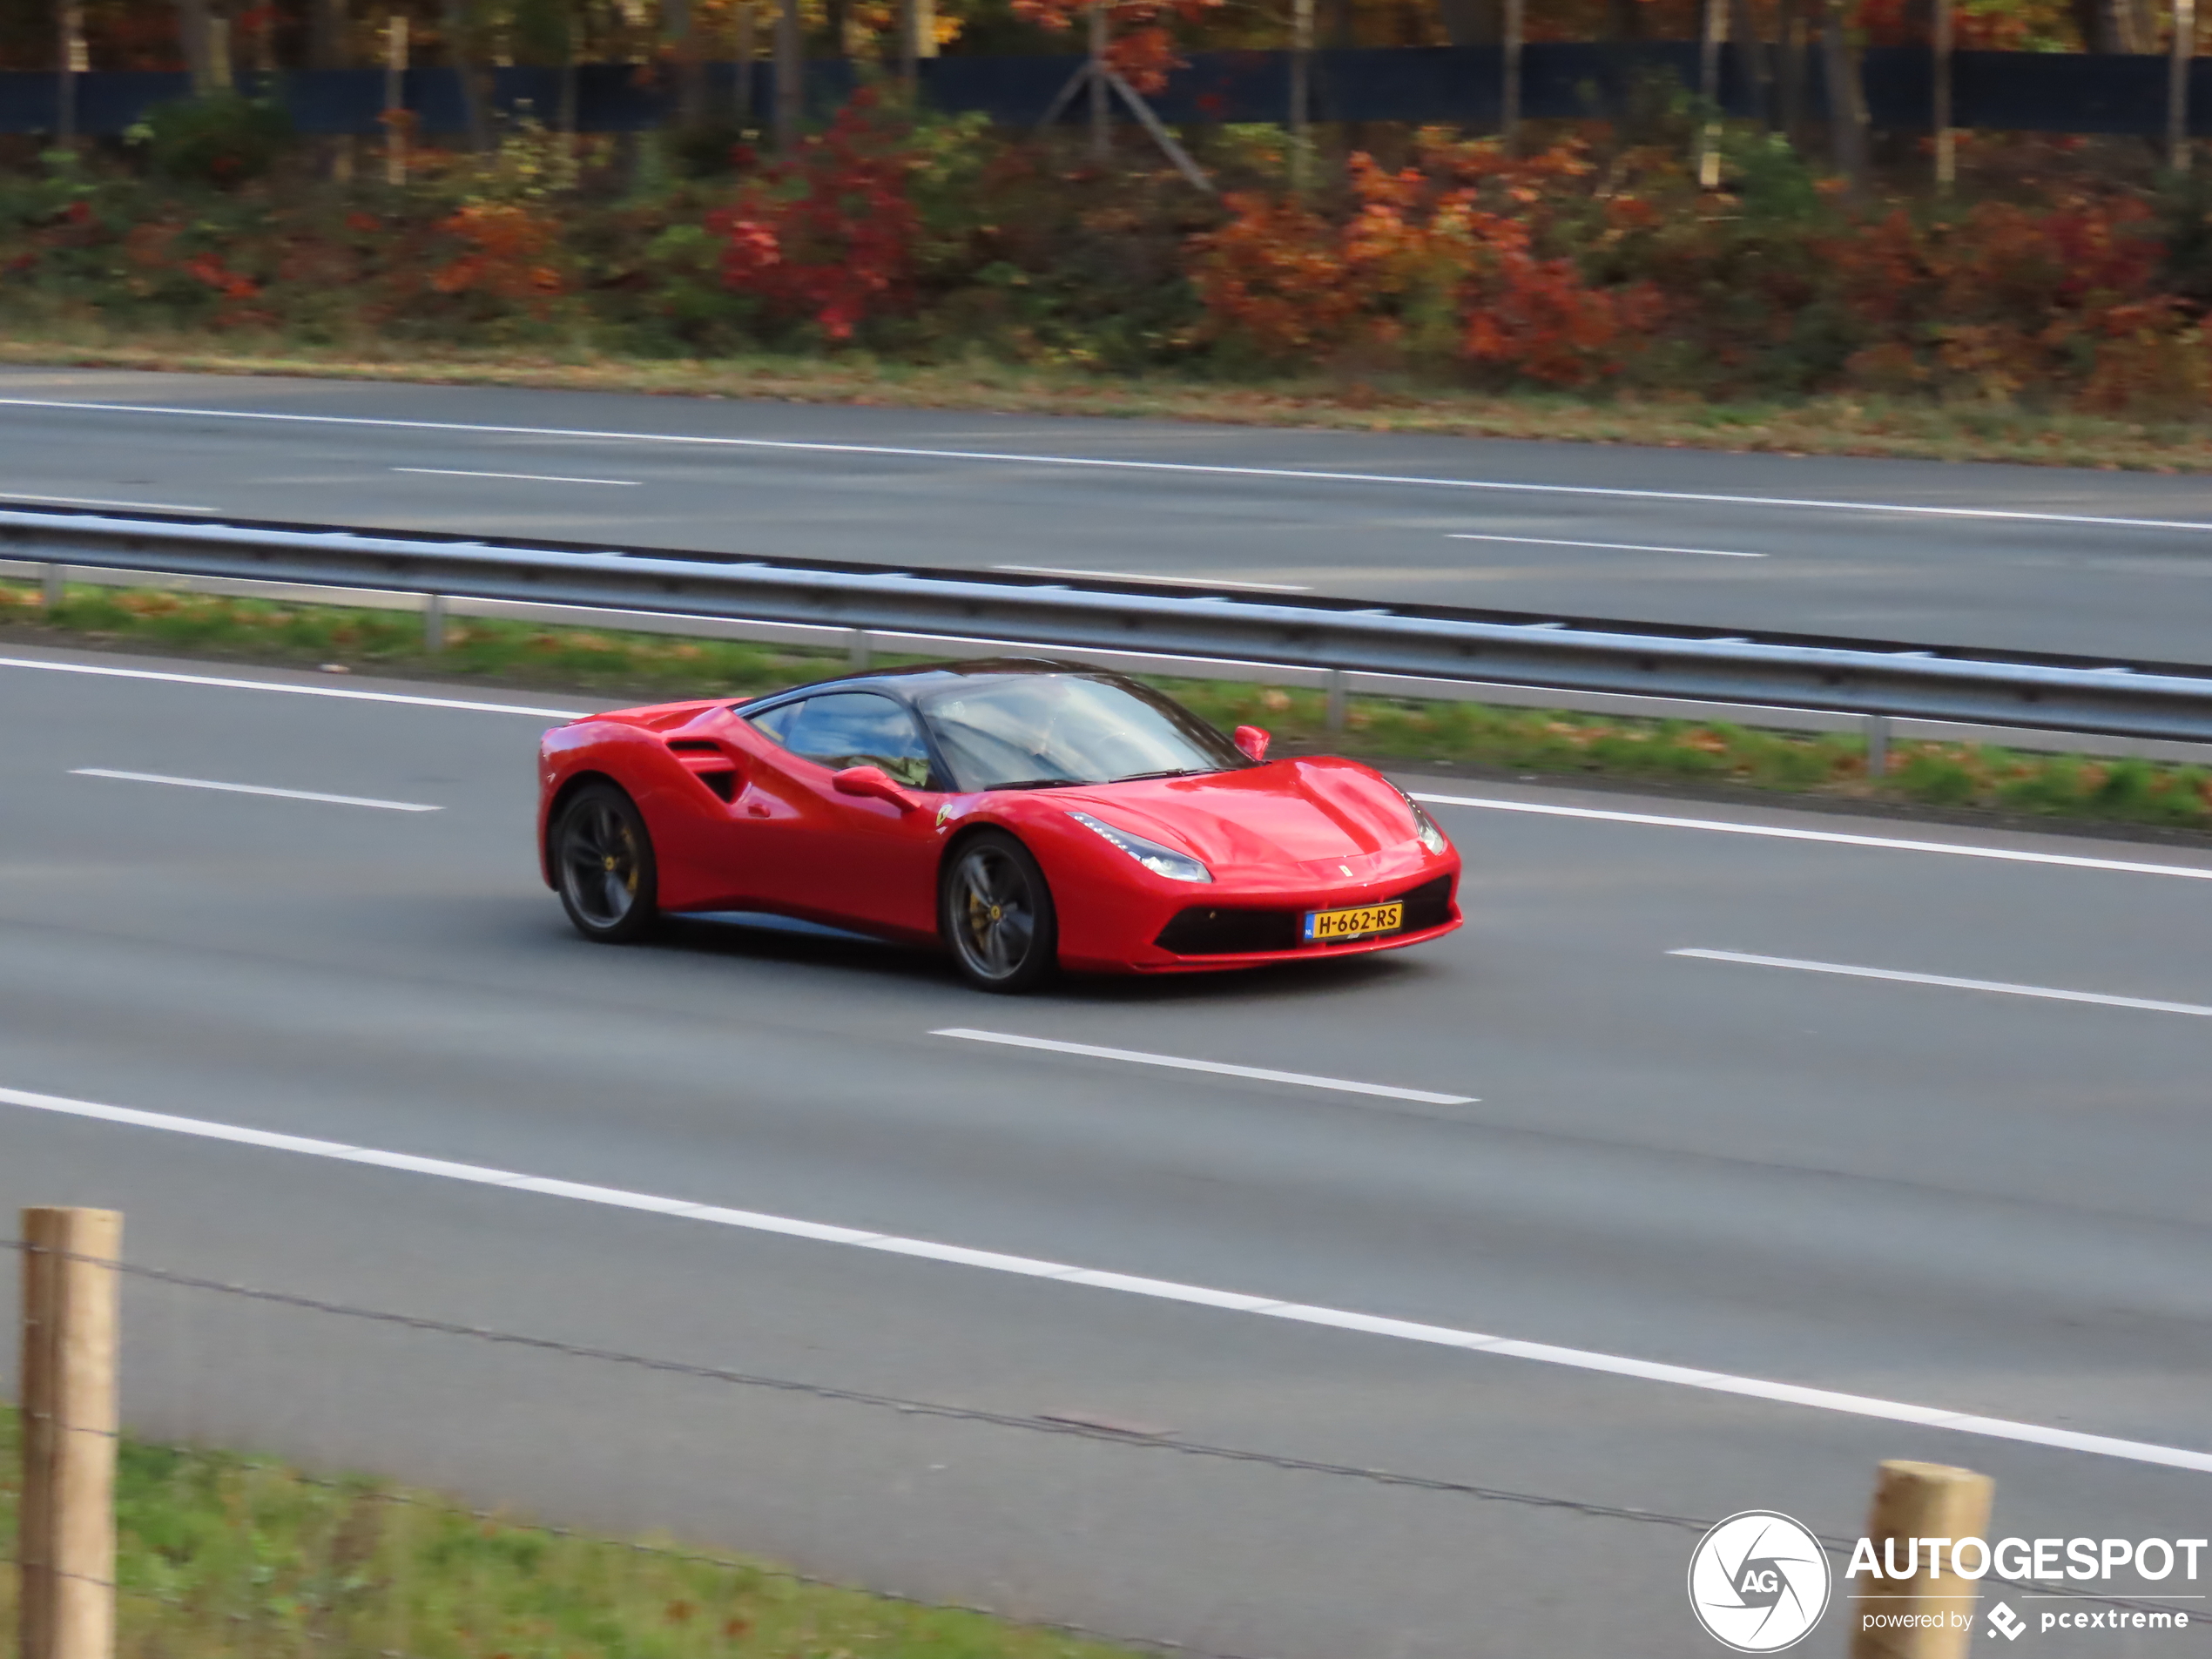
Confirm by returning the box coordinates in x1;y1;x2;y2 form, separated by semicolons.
1058;860;1462;974
1127;914;1463;973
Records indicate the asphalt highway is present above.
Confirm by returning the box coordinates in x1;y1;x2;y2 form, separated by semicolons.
10;366;2212;662
4;637;2210;1656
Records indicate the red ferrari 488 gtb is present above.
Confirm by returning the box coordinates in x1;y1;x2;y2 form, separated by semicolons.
537;659;1460;992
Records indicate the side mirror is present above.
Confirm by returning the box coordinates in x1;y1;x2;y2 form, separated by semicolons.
833;765;921;812
1234;725;1271;762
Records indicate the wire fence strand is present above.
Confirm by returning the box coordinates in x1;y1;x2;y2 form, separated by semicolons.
3;1236;2197;1639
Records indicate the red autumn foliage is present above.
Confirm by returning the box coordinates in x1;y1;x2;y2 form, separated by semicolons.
182;250;258;300
430;203;567;313
707;90;921;341
1191;133;1662;384
1818;193;2182;401
3;90;2209;415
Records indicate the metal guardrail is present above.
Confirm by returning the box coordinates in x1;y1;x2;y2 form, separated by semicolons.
10;503;2212;746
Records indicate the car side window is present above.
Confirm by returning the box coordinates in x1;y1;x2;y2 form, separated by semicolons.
746;698;804;746
749;692;936;790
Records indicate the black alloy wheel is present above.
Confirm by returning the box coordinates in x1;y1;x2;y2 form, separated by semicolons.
553;783;660;943
941;831;1057;993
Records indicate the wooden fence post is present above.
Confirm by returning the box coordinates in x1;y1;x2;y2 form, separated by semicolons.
18;1206;123;1659
1850;1460;1994;1659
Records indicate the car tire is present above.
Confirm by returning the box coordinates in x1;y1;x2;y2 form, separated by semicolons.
552;781;661;944
941;830;1058;994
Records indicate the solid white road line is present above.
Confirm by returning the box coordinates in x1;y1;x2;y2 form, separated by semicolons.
993;564;1313;593
395;467;641;487
1672;948;2212;1018
1447;532;1765;558
1411;792;2212;881
1;1079;2206;1474
932;1028;1474;1104
0;656;585;718
0;491;216;513
1;396;2208;535
71;768;442;813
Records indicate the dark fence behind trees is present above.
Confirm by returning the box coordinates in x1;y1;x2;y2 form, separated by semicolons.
0;43;2204;138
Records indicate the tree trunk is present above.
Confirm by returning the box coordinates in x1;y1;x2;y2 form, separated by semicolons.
442;0;494;151
1730;0;1770;125
1776;0;1807;138
307;0;346;66
2073;0;2153;51
559;11;578;134
774;0;800;150
174;0;213;88
1820;0;1869;186
1437;0;1502;44
733;0;754;120
57;0;84;145
664;0;705;125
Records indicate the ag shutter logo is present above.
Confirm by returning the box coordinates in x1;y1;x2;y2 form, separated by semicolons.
1688;1510;1833;1652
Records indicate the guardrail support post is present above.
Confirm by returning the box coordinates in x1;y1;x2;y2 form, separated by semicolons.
1850;1460;1993;1658
848;629;873;671
19;1205;122;1659
423;592;448;653
42;563;64;611
1324;669;1347;732
1865;713;1890;778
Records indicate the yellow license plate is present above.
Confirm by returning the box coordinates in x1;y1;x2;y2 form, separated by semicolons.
1303;901;1403;943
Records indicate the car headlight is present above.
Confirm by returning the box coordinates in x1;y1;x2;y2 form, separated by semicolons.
1068;811;1212;883
1407;798;1450;855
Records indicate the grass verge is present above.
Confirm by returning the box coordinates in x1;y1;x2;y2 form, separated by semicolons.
7;332;2212;474
10;578;2212;836
0;1408;1133;1657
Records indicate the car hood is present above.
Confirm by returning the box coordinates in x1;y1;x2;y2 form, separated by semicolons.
1051;759;1419;870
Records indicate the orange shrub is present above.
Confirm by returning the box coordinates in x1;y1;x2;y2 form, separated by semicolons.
1190;135;1662;384
430;203;567;314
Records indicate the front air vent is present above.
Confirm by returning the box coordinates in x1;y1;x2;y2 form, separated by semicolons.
1154;907;1300;955
1396;875;1454;931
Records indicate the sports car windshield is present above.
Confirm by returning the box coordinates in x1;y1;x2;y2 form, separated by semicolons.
919;674;1251;792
